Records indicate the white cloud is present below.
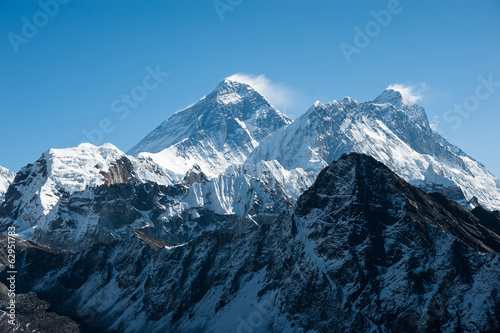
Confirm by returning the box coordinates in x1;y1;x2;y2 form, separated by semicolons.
387;83;427;104
226;73;293;111
430;115;440;132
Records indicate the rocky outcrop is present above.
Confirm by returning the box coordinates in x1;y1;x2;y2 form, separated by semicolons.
100;156;135;186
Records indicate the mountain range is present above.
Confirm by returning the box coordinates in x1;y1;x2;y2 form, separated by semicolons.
0;77;499;332
2;153;499;332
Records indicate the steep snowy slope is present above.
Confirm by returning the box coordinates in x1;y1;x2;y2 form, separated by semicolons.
224;159;317;201
0;144;290;251
4;154;500;332
248;89;500;210
0;143;172;243
0;165;15;203
128;78;291;180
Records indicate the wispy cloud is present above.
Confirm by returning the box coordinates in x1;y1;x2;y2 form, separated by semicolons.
387;83;427;104
227;73;293;112
430;115;440;132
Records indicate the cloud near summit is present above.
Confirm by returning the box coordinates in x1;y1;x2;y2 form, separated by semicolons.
387;83;426;104
227;73;293;112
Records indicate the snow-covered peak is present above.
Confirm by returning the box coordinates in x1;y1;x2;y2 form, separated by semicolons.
339;96;358;107
0;165;15;184
0;143;172;238
303;97;361;121
222;75;252;86
0;143;130;235
128;78;291;181
372;89;428;125
0;165;15;203
43;143;126;193
39;143;171;192
218;77;255;90
209;78;260;105
248;90;500;211
372;88;405;106
129;78;290;155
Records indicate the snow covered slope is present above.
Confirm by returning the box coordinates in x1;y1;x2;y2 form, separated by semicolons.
0;143;291;251
248;89;500;210
0;165;15;203
224;159;317;201
128;78;291;181
6;153;500;332
0;143;172;243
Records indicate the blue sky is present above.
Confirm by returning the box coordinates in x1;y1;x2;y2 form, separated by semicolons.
1;0;500;177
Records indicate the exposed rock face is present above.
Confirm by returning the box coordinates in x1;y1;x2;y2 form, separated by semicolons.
100;156;135;186
0;288;81;333
181;164;208;186
0;236;79;332
296;153;500;253
1;154;499;332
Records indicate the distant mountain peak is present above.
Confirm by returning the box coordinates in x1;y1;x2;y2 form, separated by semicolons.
339;96;358;106
128;78;291;180
248;89;500;210
219;76;252;88
209;78;260;104
372;88;405;106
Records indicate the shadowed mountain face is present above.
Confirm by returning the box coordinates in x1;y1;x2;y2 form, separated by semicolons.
2;153;499;332
297;153;500;254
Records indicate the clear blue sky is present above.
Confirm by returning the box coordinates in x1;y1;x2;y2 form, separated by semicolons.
1;0;500;177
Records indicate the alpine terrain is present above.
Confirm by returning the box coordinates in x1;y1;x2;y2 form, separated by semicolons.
248;89;500;211
0;166;14;204
0;78;499;332
128;78;292;181
1;153;500;332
